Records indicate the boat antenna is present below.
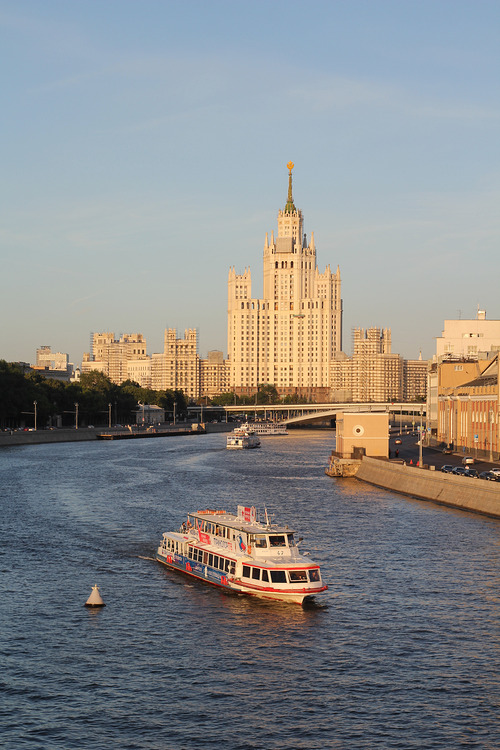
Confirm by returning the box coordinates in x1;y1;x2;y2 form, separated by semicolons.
265;507;269;527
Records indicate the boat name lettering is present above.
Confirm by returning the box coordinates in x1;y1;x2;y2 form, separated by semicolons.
212;537;231;550
198;530;210;544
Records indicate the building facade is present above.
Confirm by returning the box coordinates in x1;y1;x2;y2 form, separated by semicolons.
200;350;231;399
82;332;148;385
228;162;342;400
330;328;404;402
151;329;200;399
437;356;499;458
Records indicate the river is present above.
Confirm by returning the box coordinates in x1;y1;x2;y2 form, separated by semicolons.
1;431;499;749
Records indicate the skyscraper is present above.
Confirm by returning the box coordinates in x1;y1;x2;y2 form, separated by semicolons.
228;163;342;400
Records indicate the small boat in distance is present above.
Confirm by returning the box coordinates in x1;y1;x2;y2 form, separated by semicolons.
156;505;327;605
226;425;261;449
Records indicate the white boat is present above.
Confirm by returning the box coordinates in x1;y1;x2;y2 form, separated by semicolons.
226;425;261;449
156;505;327;605
242;421;288;436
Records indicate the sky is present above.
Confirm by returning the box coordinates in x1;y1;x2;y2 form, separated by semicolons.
1;0;499;366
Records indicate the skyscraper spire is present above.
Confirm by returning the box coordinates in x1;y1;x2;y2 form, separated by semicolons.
284;161;296;212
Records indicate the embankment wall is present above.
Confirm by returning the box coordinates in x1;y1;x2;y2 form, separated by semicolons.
356;456;500;519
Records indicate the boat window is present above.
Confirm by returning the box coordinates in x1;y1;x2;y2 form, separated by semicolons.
309;569;320;582
287;534;295;547
255;535;267;548
252;568;260;580
203;552;208;564
213;555;219;569
289;570;307;583
243;565;251;578
262;570;269;582
224;559;231;573
269;535;286;548
208;554;213;567
270;570;287;583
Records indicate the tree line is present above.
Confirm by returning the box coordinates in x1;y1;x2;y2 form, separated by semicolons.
0;362;188;429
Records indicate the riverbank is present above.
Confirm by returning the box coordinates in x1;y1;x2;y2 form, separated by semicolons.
355;456;500;519
0;421;233;447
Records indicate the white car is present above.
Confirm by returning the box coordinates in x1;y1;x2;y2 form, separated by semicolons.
489;468;500;476
462;456;474;465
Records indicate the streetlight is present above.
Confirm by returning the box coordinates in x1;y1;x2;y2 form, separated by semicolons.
419;406;423;467
108;402;112;428
489;409;494;462
33;400;37;432
74;402;79;430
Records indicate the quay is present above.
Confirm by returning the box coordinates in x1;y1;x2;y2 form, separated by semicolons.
354;456;500;520
0;422;232;447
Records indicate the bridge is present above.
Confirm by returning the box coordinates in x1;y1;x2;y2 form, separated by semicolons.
190;402;426;427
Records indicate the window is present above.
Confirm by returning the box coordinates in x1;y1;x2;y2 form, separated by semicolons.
255;535;267;548
270;570;287;583
243;565;251;578
252;568;260;580
262;569;269;582
309;569;320;582
289;570;307;583
269;535;286;547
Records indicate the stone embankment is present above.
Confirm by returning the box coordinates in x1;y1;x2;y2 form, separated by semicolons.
0;422;233;447
355;456;500;519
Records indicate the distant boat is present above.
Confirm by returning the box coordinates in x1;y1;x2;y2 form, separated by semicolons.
243;421;288;436
226;425;261;449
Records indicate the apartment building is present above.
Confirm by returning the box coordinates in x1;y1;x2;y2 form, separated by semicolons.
228;162;342;400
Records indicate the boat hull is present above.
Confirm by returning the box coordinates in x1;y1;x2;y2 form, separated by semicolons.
156;549;325;605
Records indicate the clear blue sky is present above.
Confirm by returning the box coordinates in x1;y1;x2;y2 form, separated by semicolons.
1;0;499;366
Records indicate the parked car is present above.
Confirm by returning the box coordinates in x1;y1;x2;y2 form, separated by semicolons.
465;468;479;478
479;471;497;481
441;465;454;473
462;456;474;465
452;467;468;475
488;468;500;477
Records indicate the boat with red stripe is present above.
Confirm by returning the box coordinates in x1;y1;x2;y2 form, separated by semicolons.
156;505;327;605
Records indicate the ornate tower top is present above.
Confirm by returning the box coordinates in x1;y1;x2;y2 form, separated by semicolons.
284;161;296;213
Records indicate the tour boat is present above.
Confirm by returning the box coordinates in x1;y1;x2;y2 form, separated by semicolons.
226;425;261;449
242;421;288;436
156;505;327;605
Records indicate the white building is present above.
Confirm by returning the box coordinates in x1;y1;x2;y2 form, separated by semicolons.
228;162;342;400
435;310;500;360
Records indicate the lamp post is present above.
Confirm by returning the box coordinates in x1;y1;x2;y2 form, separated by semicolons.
33;400;37;431
489;409;494;462
419;406;423;467
173;401;176;426
74;402;79;430
108;402;112;428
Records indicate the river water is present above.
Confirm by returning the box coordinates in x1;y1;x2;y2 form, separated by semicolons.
1;431;499;749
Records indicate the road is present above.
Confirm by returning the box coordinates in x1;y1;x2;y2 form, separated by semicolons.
389;433;499;474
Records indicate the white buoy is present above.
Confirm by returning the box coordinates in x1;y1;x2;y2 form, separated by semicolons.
84;584;106;607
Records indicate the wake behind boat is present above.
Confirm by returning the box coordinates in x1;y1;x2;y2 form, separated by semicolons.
156;505;327;604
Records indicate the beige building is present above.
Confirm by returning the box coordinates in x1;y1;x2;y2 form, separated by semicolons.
82;332;148;385
436;310;500;360
36;345;69;371
330;328;403;402
336;412;389;459
200;350;231;399
437;356;499;457
152;329;200;399
403;355;428;401
228;162;342;401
